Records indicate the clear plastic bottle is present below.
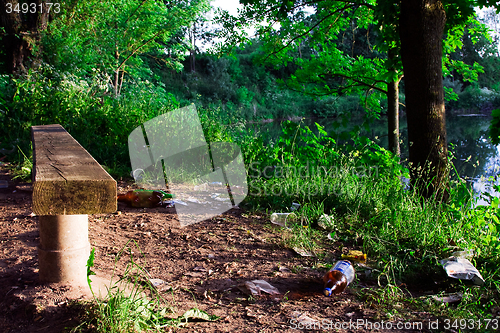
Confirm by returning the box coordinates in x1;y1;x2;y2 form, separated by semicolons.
323;260;355;296
270;212;297;225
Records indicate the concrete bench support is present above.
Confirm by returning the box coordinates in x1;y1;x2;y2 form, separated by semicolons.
31;124;116;285
37;215;89;284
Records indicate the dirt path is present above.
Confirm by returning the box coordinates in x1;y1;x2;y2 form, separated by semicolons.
0;164;430;332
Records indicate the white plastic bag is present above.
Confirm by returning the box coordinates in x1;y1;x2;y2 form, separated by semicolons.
241;280;280;296
439;256;485;285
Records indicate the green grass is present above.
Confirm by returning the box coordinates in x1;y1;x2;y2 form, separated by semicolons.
238;120;499;328
2;68;498;328
0;67;179;178
0;66;248;180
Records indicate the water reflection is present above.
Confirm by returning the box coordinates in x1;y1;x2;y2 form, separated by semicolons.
446;115;498;206
472;145;500;206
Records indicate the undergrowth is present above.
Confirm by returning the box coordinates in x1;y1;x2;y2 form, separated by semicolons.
2;70;498;327
242;120;500;326
70;241;218;332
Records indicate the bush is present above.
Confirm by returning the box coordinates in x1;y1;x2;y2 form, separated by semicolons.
0;65;179;177
446;83;500;113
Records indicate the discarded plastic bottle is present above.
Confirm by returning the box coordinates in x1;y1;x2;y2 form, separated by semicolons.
117;189;174;208
323;260;355;296
270;212;297;225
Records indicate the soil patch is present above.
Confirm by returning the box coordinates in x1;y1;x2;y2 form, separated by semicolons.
0;163;433;332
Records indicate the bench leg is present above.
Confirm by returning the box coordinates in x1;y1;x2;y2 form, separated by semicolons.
38;215;90;285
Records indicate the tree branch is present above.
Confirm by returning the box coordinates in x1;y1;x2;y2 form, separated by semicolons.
321;72;388;94
116;29;163;72
262;4;357;62
125;0;148;25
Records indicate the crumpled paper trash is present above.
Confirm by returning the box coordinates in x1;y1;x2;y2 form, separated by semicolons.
293;247;315;257
289;311;320;328
317;214;334;230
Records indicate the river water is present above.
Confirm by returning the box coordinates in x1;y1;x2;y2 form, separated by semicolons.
247;114;500;206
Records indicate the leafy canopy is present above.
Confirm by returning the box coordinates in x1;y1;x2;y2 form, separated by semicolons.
43;0;210;77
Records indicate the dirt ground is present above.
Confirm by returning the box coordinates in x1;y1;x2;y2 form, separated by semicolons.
0;163;435;333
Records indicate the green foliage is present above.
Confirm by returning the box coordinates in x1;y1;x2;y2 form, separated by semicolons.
86;248;97;297
464;189;500;258
490;109;500;145
447;84;500;113
0;65;179;177
248;3;396;119
244;120;407;215
159;45;354;121
443;16;492;92
218;0;491;120
43;0;210;82
9;146;33;181
272;120;339;167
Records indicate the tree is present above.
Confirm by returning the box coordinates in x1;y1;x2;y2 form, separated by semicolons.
187;14;215;73
217;0;496;198
399;0;448;199
0;0;51;73
43;0;210;95
189;22;197;72
399;0;498;198
216;1;405;155
448;18;499;89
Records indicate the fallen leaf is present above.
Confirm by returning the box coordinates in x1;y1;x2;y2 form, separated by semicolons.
289;311;320;327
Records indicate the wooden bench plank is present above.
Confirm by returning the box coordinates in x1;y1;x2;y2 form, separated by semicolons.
32;124;117;215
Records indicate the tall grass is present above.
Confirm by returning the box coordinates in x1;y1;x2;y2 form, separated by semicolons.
0;65;249;179
239;120;499;316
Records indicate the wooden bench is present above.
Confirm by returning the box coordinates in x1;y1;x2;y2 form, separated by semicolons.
31;124;116;284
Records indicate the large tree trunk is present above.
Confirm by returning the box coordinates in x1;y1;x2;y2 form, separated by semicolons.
0;0;49;74
399;0;449;200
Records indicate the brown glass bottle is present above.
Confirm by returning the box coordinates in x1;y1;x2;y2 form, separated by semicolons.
323;260;355;296
323;270;348;296
117;190;164;208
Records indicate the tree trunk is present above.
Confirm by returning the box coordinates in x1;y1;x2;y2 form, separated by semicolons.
387;48;401;157
387;75;401;157
190;22;196;73
399;0;449;200
0;0;48;74
114;40;119;96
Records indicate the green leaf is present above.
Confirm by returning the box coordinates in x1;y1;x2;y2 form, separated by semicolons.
179;308;220;322
86;247;96;277
86;248;96;296
491;197;499;209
